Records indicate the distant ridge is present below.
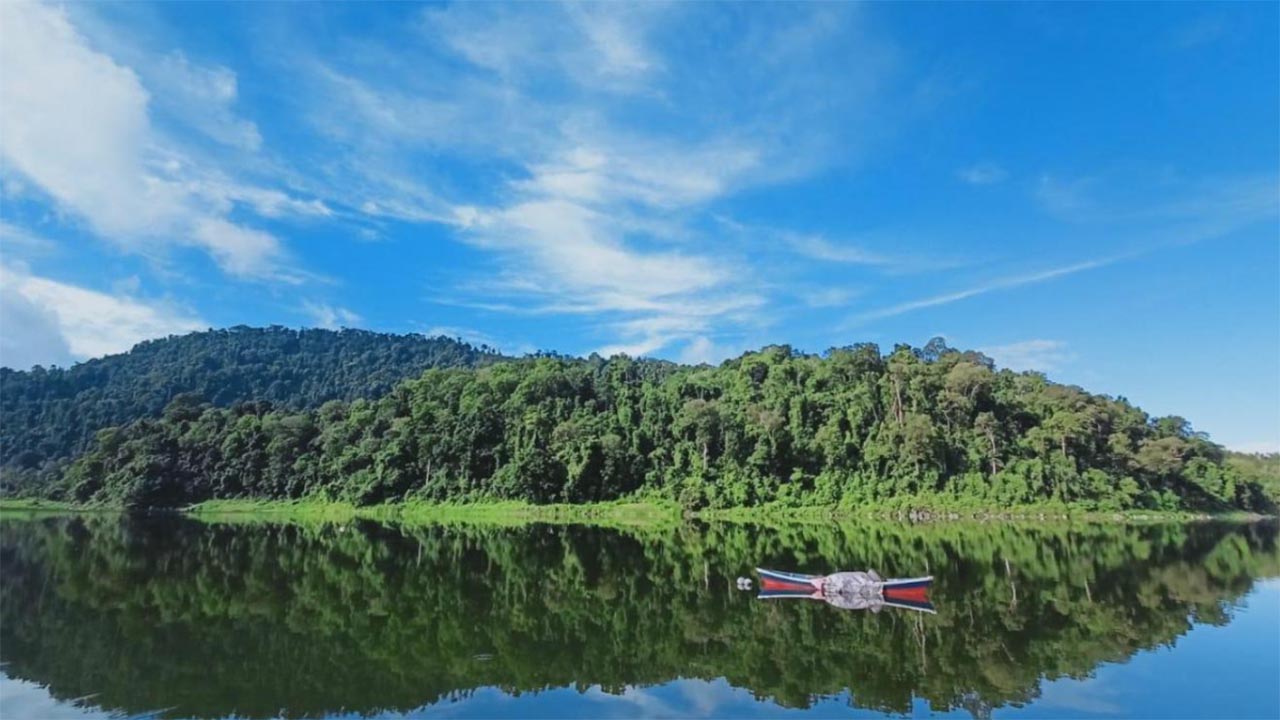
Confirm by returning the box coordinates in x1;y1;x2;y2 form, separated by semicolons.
0;326;503;488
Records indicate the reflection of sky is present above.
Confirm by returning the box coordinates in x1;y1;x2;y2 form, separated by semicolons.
4;581;1278;720
0;677;117;719
999;577;1280;720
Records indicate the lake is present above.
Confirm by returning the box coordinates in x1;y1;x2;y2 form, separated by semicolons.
1;515;1277;719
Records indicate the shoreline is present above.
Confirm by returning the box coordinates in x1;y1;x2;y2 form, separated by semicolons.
1;497;1273;527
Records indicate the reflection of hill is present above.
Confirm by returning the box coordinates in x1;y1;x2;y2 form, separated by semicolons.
1;517;1276;718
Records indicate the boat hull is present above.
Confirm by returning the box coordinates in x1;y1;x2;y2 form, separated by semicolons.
755;568;935;612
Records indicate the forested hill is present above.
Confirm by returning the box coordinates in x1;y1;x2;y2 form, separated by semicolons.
0;327;502;489
30;336;1275;513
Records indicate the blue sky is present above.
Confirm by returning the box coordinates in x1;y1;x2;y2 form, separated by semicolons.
0;2;1276;450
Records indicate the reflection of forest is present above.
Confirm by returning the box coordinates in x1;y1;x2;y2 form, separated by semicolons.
1;517;1276;719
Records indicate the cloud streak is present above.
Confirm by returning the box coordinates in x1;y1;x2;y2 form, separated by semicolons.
851;256;1120;323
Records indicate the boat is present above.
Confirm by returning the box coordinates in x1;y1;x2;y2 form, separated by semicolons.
755;567;935;613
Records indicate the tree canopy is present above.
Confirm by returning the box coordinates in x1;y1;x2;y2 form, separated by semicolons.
9;332;1270;512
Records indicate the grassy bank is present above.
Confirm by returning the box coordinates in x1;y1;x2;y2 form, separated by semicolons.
2;496;1271;527
0;498;114;517
183;498;684;528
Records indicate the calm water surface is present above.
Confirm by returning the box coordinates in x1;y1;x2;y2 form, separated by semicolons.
1;515;1277;719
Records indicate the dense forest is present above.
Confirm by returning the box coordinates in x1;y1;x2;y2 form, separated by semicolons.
2;515;1275;717
0;327;500;492
7;330;1270;512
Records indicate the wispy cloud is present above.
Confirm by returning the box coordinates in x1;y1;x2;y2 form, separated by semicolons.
1170;15;1228;50
420;3;664;93
851;170;1279;326
276;2;907;355
421;325;533;355
1035;175;1098;218
0;220;57;256
800;287;863;309
301;301;361;330
957;162;1008;185
787;233;891;265
150;52;262;151
1035;173;1279;231
979;339;1074;373
715;218;962;277
675;336;750;366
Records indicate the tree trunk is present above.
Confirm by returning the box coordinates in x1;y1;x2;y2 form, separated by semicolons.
987;429;1000;475
892;376;905;426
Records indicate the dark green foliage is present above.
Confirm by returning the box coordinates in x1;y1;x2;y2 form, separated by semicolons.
1;516;1275;718
47;337;1273;512
1226;452;1280;503
0;326;501;493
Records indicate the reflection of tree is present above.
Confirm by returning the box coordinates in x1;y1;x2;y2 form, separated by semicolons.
1;517;1275;718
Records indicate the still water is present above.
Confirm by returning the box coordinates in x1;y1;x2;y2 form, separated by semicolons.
1;515;1277;719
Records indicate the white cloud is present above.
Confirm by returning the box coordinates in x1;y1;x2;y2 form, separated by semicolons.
0;263;205;367
0;0;170;237
979;339;1074;373
0;1;301;281
677;336;717;364
595;315;704;358
957;162;1008;185
192;218;289;282
453;139;768;356
189;175;333;220
301;301;361;330
0;281;74;370
491;200;726;303
515;139;763;209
